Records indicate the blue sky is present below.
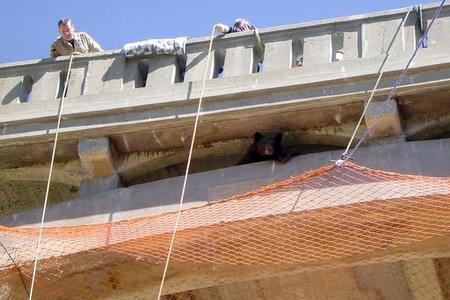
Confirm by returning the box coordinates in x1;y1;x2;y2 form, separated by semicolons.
0;0;438;64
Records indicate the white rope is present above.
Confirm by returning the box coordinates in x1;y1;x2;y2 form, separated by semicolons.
156;26;216;299
341;6;412;159
28;53;74;300
338;0;446;166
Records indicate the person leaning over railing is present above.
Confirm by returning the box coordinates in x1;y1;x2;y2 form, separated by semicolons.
213;18;263;73
214;18;255;34
50;18;103;58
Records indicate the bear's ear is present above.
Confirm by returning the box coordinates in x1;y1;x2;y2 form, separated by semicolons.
274;133;283;143
254;132;263;141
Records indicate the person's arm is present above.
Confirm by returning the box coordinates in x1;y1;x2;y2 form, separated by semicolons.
214;23;230;34
50;41;59;57
83;32;103;52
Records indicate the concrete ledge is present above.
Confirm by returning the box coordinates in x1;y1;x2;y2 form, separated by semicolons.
1;52;450;148
1;138;448;228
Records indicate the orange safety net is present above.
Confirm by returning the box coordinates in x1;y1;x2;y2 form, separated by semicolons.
0;162;449;299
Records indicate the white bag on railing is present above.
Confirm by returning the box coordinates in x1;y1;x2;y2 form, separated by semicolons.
122;37;188;58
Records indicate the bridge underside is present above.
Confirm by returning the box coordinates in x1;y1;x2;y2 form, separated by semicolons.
0;66;450;214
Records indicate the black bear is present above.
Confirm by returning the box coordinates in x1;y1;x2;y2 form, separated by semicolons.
237;132;291;165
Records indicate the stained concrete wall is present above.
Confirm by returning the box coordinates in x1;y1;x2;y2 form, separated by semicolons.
1;138;448;228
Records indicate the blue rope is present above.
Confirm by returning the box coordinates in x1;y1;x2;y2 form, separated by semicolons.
345;0;446;162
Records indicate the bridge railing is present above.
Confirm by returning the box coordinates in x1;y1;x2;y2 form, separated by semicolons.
0;3;449;107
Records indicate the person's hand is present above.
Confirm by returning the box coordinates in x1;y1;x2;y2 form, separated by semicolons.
214;23;229;34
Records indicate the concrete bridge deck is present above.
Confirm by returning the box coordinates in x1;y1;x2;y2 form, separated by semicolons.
0;2;449;219
1;3;450;299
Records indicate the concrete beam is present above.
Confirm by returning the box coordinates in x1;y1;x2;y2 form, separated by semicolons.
404;111;450;140
434;257;450;298
1;138;449;228
78;174;123;198
78;137;115;178
2;228;448;299
364;98;403;139
302;122;364;146
117;139;248;182
402;259;445;299
0;161;84;186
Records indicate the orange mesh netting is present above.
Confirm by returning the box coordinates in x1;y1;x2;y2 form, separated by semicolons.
0;163;449;299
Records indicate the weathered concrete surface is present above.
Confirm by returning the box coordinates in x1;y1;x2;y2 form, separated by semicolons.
0;2;448;227
1;138;448;228
78;174;123;198
1;3;450;155
78;137;115;178
3;234;448;299
0;181;78;217
0;4;449;300
365;98;403;138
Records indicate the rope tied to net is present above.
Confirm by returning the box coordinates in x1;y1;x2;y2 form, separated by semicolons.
335;0;446;168
156;26;216;299
28;53;74;300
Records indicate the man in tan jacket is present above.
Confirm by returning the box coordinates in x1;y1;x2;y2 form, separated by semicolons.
50;18;103;57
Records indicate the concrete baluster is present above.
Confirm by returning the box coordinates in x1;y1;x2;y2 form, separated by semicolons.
184;43;214;82
85;57;124;95
0;76;23;105
147;55;180;87
31;70;60;101
222;46;254;77
303;34;332;65
262;40;292;72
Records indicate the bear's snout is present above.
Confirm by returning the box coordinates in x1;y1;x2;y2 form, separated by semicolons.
263;148;274;155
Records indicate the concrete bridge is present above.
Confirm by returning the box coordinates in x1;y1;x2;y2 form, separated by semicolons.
0;3;450;299
0;3;449;217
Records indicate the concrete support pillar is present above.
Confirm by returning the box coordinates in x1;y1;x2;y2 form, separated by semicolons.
122;61;140;90
0;76;22;104
364;98;403;139
66;66;87;97
78;174;123;198
184;47;214;82
222;46;253;78
147;55;179;87
85;58;124;95
78;137;122;197
31;71;59;100
402;259;445;299
78;137;115;178
303;34;332;65
263;40;292;72
342;30;360;60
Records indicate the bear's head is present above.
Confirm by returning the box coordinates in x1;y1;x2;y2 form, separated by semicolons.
254;132;283;158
